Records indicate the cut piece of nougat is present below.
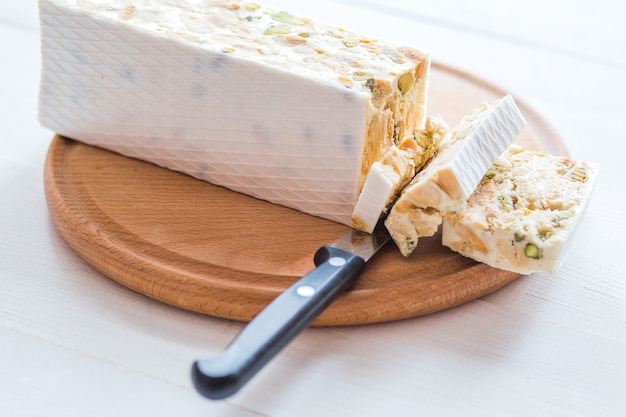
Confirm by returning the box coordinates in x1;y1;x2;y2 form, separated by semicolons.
442;145;598;274
351;115;448;233
385;95;526;256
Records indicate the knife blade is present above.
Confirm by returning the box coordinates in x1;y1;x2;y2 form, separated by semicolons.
191;220;391;400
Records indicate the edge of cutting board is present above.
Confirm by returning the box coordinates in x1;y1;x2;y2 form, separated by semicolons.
43;62;568;326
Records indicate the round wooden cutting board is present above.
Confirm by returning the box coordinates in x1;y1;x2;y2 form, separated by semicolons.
44;63;568;326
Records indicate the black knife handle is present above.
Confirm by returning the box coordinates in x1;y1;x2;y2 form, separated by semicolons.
191;245;366;400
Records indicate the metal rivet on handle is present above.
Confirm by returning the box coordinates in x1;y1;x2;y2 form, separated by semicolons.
296;285;316;297
328;257;346;267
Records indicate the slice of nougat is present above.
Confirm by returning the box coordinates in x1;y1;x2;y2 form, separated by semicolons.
38;0;430;226
385;95;526;256
350;115;448;233
442;146;598;274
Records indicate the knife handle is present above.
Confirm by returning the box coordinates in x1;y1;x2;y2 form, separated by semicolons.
191;245;366;400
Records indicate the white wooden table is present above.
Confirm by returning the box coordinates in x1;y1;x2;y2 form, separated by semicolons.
2;1;625;415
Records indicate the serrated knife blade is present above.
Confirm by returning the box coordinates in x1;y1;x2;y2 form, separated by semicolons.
191;220;391;400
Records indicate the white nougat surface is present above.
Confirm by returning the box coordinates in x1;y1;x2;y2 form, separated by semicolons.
38;0;405;225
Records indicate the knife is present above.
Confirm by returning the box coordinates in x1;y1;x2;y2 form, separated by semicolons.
191;220;391;400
